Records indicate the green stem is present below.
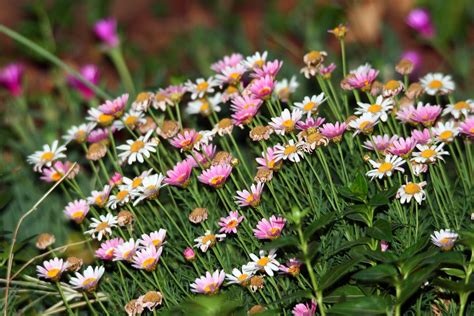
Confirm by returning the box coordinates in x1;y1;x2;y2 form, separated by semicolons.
108;47;135;94
56;282;74;315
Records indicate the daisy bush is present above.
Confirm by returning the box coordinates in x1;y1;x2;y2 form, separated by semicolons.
4;18;474;316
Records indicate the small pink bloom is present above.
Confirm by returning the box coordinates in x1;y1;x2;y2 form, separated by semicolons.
0;63;23;96
211;53;243;73
296;116;325;131
93;18;119;47
140;229;167;248
183;247;196;261
235;182;264;208
292;299;317;316
41;161;78;183
164;160;193;187
280;258;302;276
67;64;100;100
253;215;286;240
319;122;347;141
396;105;416;124
252;60;283;78
190;270;225;295
218;210;244;234
346;63;379;90
230;94;262;126
411;103;442;127
63;199;90;224
411;128;432;145
95;238;124;260
459;117;474;138
186;144;216;167
256;146;281;171
114;238;139;261
132;246;163;271
388;137;417;157
318;63;336;78
381;240;389;252
87;127;111;143
198;164;232;188
169;130;200;151
249;75;274;100
406;8;435;38
363;135;398;153
108;172;123;187
36;258;67;281
98;94;128;117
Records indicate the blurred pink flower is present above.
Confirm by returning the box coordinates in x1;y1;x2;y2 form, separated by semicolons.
0;63;24;96
93;18;119;47
406;8;435;38
67;64;100;100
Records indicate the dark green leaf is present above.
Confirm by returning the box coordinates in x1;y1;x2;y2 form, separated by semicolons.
303;212;336;239
352;264;398;283
366;219;393;242
320;257;363;290
349;172;368;200
368;194;389;206
327;238;371;257
324;285;365;304
329;296;391;315
262;236;298;251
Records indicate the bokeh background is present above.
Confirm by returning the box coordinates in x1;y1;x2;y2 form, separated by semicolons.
1;0;473;271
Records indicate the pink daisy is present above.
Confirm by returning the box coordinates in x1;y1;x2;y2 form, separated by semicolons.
459;117;474;138
292;299;317;316
190;270;226;295
249;75;274;100
280;258;302;276
211;53;243;73
387;137;417;157
230;94;262;126
95;238;124;261
87;128;111;143
346;63;379;91
318;63;337;78
169;129;200;152
296;116;325;131
269;108;303;135
98;94;129;118
319;122;347;141
252;60;283;78
253;215;286;240
108;172;123;187
114;238;139;261
93;18;119;47
256;146;282;171
235;182;264;208
132;246;163;272
164;160;194;188
36;258;67;281
41;161;78;183
198;164;232;188
411;103;442;126
63;199;90;224
139;229;167;248
186;144;217;167
363;135;398;153
396;105;416;124
411;128;433;145
218;211;244;234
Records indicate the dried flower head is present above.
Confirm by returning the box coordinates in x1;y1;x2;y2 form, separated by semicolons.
117;210;134;226
124;299;144;316
36;233;55;250
396;59;415;75
249;275;265;292
328;24;347;39
211;151;233;166
156;120;180;139
254;168;273;183
66;257;83;272
249;125;273;141
189;207;208;224
86;142;108;161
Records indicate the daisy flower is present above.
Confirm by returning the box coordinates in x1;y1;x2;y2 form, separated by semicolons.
411;128;433;145
396;105;416;124
122;169;152;191
115;110;146;130
133;173;166;205
320;122;347;142
432;121;459;143
355;96;394;122
87;108;114;127
411;143;449;164
186;77;218;100
70;266;105;291
293;93;326;115
169;129;200;152
107;186;133;209
186;94;222;116
296;116;325;132
113;238;139;261
318;63;337;79
443;100;474;119
274;76;299;102
218;211;244;234
349;113;379;136
152;89;172;111
63;199;89;224
117;130;157;165
230;94;262;126
87;127;111;143
98;94;128;118
279;258;302;277
63;123;95;144
41;161;78;183
132;246;163;271
211;53;243;73
292;300;317;316
198;164;232;188
396;181;427;205
87;185;111;208
212;118;234;136
190;270;226;295
366;155;405;180
363;135;398;153
37;258;67;281
248;249;280;276
382;80;404;97
186;144;217;167
85;213;118;241
249;75;274;100
194;230;226;252
216;64;246;86
269;108;303;135
411;102;442;127
131;92;153;112
431;229;458;251
242;51;268;70
388;137;417;157
346;63;379;91
235;182;264;208
273;140;308;162
226;267;253;286
420;73;455;95
140;229;167;248
459;117;474;138
253;216;286;240
95;238;124;260
256;146;282;171
27;140;67;172
252;60;283;78
164;160;193;187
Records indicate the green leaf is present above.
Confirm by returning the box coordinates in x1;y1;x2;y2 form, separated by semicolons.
441;268;466;278
262;236;298;251
303;212;336;239
328;296;391;315
397;265;437;304
338;186;365;202
349;172;368;200
324;285;365;304
319;257;363;290
327;238;371;257
352;264;398;283
366;219;393;242
368;194;389;206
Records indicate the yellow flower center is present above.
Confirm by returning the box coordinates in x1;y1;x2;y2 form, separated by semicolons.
106;248;115;257
454;101;469;110
82;277;96;287
155;93;167;102
210;175;225;186
405;182;421;195
116;190;129;201
51;172;62;181
303;102;316;112
307;51;322;62
470;127;474;134
238;274;249;282
259;87;271;96
152;239;161;246
268;227;281;237
142;257;156;269
368;104;382;113
200;101;210;112
98;113;114;125
122;250;131;259
72;211;84;219
359;120;372;130
282;119;295;129
226;85;238;94
255;59;265;68
135;92;149;102
257;257;270;266
245;194;256;203
130;140;145;153
421;149;436;159
439;130;453;141
428;80;443;89
47;268;60;278
75;130;87;142
384;80;400;90
283;145;297;155
95;195;106;207
229;72;241;81
41;151;54;161
125;116;138;127
226;219;238;228
131;178;143;188
201;234;216;244
95;221;109;232
204;282;218;294
196;82;209;92
378;162;393;173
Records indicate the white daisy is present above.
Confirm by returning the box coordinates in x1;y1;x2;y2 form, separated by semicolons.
273;139;308;163
420;73;455;95
431;229;458;251
131;92;153;112
133;173;167;205
226;267;254;285
349;113;379;136
354;96;394;122
107;185;133;209
442;100;474;119
86;107;115;126
366;154;405;180
274;76;299;102
293;93;326;115
117;130;157;165
122;169;153;191
27;140;67;172
186;93;222;116
269;108;303;135
396;181;427;204
431;121;459;143
70;266;105;291
87;185;111;208
139;229;167;248
85;214;118;241
242;51;268;70
247;249;280;277
63;123;96;144
194;230;226;252
216;64;246;86
114;110;146;130
185;77;218;100
152;89;172;111
411;143;449;164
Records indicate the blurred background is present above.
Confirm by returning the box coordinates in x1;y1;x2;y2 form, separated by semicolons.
1;0;473;268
